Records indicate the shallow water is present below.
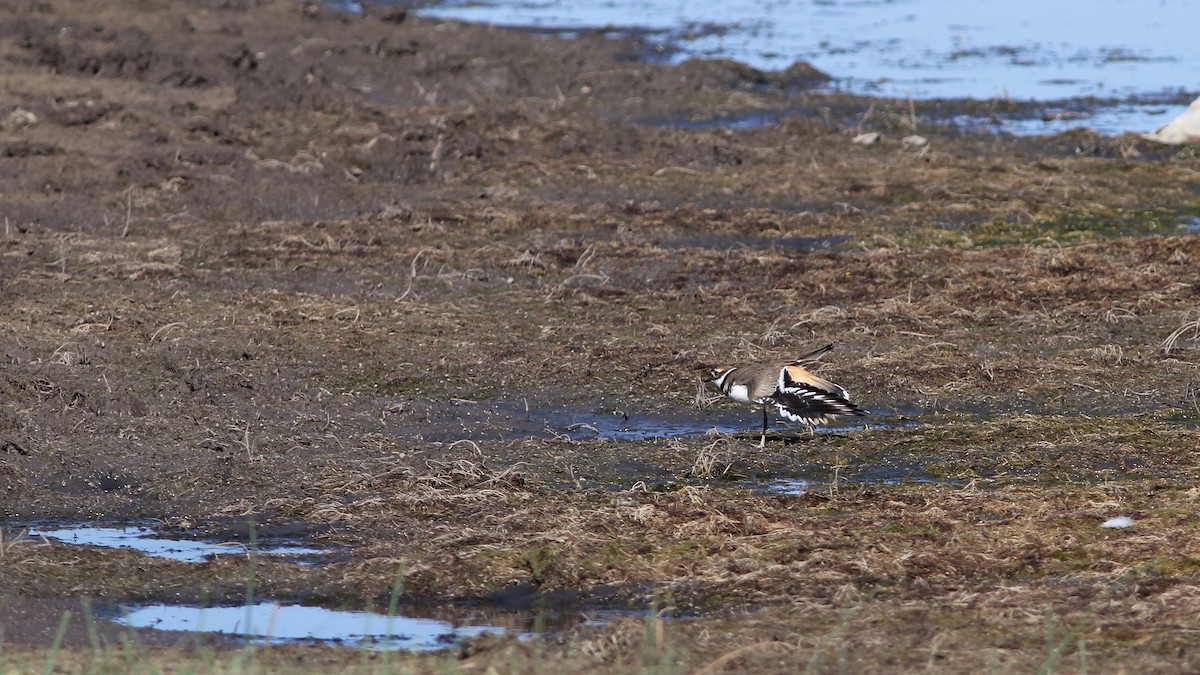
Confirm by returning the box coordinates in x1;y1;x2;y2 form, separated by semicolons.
746;455;951;495
414;0;1200;102
952;102;1183;137
659;100;1183;137
113;601;504;650
764;477;811;495
412;0;1199;135
27;525;323;563
25;523;626;651
408;400;891;443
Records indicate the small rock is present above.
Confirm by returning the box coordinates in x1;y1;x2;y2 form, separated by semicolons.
1;107;38;131
377;202;414;222
1041;111;1087;122
852;132;882;145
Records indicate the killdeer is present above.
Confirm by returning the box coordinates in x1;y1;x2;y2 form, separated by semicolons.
706;344;866;447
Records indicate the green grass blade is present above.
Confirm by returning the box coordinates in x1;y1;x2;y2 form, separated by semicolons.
41;610;71;675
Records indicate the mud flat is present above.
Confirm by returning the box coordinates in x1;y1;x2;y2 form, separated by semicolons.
1;0;1200;672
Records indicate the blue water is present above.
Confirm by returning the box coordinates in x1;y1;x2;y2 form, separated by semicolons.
415;0;1200;102
553;409;894;442
653;100;1183;137
115;601;503;650
952;102;1186;137
412;0;1200;134
417;402;893;443
28;525;322;563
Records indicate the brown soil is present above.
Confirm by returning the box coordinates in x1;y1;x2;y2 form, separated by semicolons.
2;0;1200;672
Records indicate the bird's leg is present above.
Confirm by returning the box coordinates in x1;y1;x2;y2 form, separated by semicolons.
757;404;768;448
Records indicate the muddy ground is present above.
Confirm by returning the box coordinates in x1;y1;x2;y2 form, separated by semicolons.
1;0;1200;672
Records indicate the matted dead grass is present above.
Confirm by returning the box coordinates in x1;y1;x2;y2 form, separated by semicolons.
4;167;1200;670
9;469;1200;671
2;0;1200;670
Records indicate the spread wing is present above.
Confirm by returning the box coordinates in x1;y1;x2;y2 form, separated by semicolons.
778;364;849;401
768;364;866;423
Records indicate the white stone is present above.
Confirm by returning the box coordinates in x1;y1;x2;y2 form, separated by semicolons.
1100;515;1134;529
1;107;38;131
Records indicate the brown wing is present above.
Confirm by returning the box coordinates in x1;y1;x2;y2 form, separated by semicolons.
779;364;849;400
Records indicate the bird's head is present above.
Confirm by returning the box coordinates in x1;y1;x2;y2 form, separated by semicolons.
705;367;735;390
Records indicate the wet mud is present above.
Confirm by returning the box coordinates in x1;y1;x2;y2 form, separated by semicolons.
2;0;1200;672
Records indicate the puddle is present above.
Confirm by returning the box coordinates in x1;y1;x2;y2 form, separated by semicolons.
25;521;635;651
751;460;953;496
765;478;811;495
397;399;893;443
414;0;1200;103
110;600;635;651
554;410;740;443
549;407;773;442
112;601;505;650
547;407;911;443
27;524;324;563
1187;217;1200;233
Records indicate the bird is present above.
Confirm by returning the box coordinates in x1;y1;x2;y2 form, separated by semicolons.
706;344;866;447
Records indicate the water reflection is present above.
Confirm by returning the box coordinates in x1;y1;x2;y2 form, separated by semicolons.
115;601;503;650
28;525;323;563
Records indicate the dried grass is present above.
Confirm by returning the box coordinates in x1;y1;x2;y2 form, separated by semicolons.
688;438;735;479
1162;317;1200;354
228;447;1200;641
692;378;721;409
3;12;1200;668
